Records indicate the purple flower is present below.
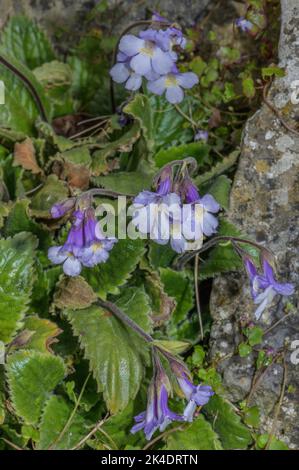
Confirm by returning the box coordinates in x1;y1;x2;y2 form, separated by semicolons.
194;130;209;142
245;258;294;320
169;359;214;422
48;208;117;276
78;208;117;267
147;67;198;104
109;52;143;91
182;180;220;239
118;33;174;76
48;210;85;276
50;198;76;219
131;382;183;440
235;17;254;33
152;11;168;23
132;168;181;242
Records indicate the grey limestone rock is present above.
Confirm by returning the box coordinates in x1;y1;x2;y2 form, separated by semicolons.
209;0;299;449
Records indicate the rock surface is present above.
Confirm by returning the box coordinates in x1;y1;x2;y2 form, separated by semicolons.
209;0;299;449
1;0;210;36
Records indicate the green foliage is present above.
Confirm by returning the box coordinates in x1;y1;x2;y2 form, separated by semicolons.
6;350;65;424
160;268;194;338
166;415;223;450
66;287;151;413
83;238;145;298
0;232;37;343
199;218;243;280
0;16;55;69
204;395;253;449
37;395;87;450
0;9;286;451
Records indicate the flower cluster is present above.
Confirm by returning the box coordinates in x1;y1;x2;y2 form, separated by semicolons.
235;17;254;33
245;257;294;320
131;352;213;440
48;198;117;276
110;16;198;104
131;163;220;253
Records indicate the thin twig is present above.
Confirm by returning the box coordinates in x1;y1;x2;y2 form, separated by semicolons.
110;20;171;112
175;235;273;270
48;373;91;450
70;413;110;450
264;312;293;336
97;299;154;343
265;355;287;450
0;54;48;122
263;81;299;137
142;425;184;450
174;104;198;128
247;352;283;406
194;254;204;341
1;437;25;451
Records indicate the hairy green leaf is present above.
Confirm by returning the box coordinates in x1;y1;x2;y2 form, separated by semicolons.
83;238;145;298
66;287;151;413
204;395;252;449
0;232;37;343
166;415;222;450
0;16;55;69
37;395;87;450
6;350;65;424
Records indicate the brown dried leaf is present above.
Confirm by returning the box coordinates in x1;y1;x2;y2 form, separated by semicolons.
53;276;97;311
13;138;43;174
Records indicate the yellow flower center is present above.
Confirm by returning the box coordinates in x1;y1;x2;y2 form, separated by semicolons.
165;74;178;87
140;41;155;57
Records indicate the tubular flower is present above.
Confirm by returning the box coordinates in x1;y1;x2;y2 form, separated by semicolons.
245;257;294;320
110;18;198;104
48;205;117;276
131;167;181;242
48;210;85;277
170;359;214;422
131;365;183;440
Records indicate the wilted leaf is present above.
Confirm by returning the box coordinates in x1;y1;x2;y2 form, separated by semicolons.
22;316;62;354
13;138;42;174
53;276;97;310
30;175;69;218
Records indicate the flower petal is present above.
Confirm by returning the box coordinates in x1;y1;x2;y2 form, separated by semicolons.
125;73;142;91
110;63;130;83
48;246;67;265
63;257;82;277
130;53;152;75
152;48;174;74
147;77;166;95
119;34;144;56
177;72;199;89
200;194;220;213
165;85;184;104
